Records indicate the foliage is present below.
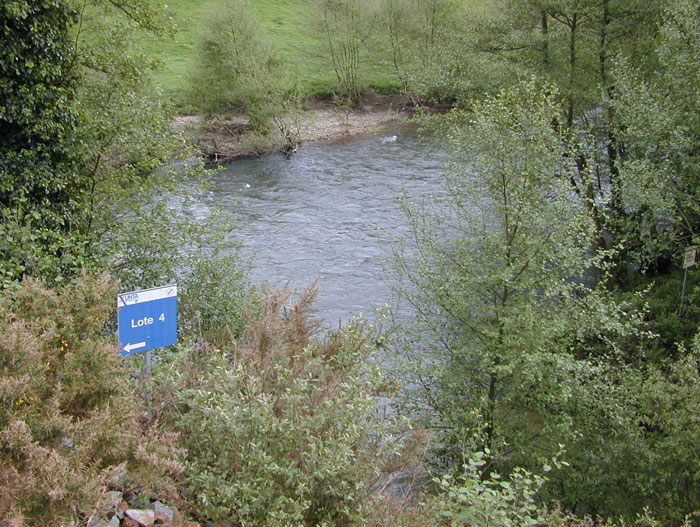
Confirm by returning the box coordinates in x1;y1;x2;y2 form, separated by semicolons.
310;0;382;104
105;198;252;345
557;339;700;523
69;0;252;342
396;0;523;106
0;274;179;526
188;0;296;132
1;0;251;345
0;0;208;292
390;80;640;472
613;0;700;270
431;449;695;527
156;284;392;527
0;0;87;287
432;451;588;527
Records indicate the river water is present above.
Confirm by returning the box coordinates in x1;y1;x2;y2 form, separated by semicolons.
199;126;445;326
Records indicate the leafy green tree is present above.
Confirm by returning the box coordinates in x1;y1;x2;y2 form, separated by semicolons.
397;0;521;106
613;0;700;270
389;80;639;473
189;0;294;133
1;0;251;341
0;0;87;286
68;1;253;340
547;334;700;522
380;0;415;94
311;0;381;104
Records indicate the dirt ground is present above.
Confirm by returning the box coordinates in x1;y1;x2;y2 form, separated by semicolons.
172;100;410;162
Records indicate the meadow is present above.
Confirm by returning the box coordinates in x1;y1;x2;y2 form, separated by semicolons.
140;0;400;103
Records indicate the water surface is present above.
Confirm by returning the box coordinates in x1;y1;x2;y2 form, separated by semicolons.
198;127;445;325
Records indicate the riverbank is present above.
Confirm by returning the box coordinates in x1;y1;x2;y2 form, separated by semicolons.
173;97;412;163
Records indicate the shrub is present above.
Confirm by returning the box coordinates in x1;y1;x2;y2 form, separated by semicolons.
188;0;295;133
156;284;390;526
0;274;179;526
432;451;588;527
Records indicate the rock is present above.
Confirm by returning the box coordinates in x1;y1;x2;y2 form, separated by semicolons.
171;507;183;527
101;491;123;515
123;491;137;504
184;522;200;527
117;500;129;519
152;501;174;524
123;518;140;527
126;509;155;527
87;518;112;527
154;510;171;526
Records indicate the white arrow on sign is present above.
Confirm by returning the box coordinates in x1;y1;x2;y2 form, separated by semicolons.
123;342;146;354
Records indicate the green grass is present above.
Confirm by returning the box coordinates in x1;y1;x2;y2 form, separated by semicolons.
137;0;211;102
139;0;345;104
138;0;483;106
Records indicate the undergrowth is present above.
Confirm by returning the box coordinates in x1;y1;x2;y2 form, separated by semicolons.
0;275;180;526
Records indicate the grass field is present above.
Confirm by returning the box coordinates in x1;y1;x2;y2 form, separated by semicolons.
140;0;388;104
139;0;487;105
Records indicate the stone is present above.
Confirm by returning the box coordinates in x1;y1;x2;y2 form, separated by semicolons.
126;509;155;527
152;501;174;524
184;522;200;527
123;518;140;527
101;491;123;515
87;518;112;527
123;491;137;504
154;510;170;526
171;507;183;527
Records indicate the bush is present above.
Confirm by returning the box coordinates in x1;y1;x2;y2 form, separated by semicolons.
156;284;390;526
188;0;295;133
432;451;589;527
0;274;179;526
430;451;690;527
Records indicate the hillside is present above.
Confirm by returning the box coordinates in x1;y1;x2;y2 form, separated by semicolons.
139;0;395;101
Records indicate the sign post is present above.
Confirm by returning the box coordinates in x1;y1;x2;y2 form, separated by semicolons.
680;247;696;318
118;285;177;412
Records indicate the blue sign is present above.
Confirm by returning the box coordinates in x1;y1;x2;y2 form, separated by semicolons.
118;285;177;356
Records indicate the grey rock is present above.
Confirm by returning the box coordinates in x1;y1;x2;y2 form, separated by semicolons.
126;509;155;527
101;491;123;515
152;501;174;524
87;517;119;527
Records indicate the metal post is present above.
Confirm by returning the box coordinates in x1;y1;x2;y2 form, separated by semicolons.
679;246;696;319
144;349;152;415
679;267;689;319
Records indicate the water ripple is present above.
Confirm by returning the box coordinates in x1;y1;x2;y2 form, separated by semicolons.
206;128;446;325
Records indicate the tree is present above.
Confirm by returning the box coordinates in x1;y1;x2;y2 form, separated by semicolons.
389;81;638;473
0;0;184;287
0;0;87;285
311;0;380;104
396;0;522;106
613;0;700;270
188;0;294;133
1;0;251;342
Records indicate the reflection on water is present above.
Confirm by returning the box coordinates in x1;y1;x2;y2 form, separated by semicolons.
191;127;446;325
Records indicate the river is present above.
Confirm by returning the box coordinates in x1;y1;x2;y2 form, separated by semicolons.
196;126;445;326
